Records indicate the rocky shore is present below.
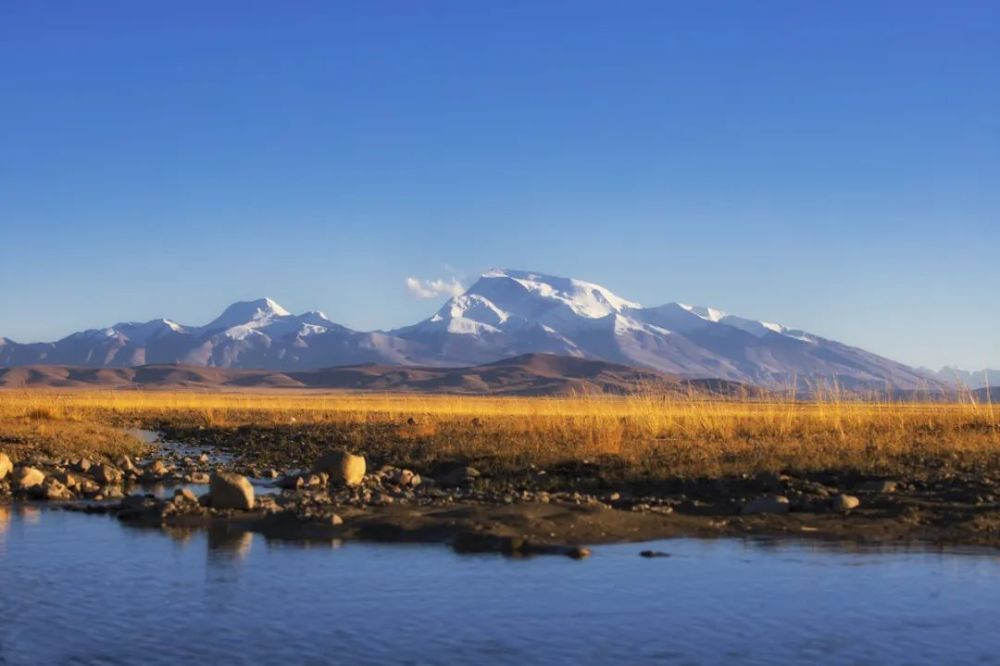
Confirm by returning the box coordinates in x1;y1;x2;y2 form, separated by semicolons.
2;433;999;557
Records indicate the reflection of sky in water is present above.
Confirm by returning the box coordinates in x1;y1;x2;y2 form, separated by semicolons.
0;506;998;665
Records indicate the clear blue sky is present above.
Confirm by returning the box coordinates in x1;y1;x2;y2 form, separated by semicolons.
1;1;997;369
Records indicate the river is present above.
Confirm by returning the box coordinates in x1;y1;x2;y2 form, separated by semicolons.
1;503;997;664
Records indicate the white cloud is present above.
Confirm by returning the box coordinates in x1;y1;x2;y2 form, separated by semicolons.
405;276;466;299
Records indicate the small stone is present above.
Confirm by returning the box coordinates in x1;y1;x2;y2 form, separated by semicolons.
741;495;791;515
209;472;255;510
101;485;125;500
73;458;92;473
117;455;138;473
93;464;124;485
0;452;13;480
831;494;861;512
393;469;415;486
173;487;198;503
187;472;211;484
13;466;46;490
42;478;74;501
328;513;344;526
639;550;671;558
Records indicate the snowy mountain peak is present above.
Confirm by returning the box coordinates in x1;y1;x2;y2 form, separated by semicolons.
471;269;641;319
205;298;290;331
678;303;726;322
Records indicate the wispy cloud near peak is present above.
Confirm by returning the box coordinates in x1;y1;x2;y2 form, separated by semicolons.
405;276;465;299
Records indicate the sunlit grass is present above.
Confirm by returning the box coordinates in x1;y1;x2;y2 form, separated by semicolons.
1;389;997;474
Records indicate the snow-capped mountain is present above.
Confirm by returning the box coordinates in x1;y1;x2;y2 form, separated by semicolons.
0;271;945;390
0;298;415;370
391;269;936;389
926;367;1000;390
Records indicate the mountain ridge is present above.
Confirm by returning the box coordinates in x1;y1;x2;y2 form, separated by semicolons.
0;269;946;390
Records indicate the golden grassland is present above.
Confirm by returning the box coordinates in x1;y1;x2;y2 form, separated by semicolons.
1;388;998;476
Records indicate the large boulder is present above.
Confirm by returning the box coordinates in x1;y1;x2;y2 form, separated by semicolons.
741;495;791;515
209;472;255;510
0;452;12;480
312;451;366;487
13;466;46;490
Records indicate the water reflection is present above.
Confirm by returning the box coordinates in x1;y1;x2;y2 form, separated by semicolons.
207;526;254;560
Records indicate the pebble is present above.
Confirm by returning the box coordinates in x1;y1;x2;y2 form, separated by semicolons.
831;494;861;512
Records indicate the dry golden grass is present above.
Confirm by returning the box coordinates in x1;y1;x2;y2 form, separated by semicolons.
1;388;998;475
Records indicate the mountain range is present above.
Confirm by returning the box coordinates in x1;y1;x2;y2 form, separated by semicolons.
924;367;1000;390
0;268;947;390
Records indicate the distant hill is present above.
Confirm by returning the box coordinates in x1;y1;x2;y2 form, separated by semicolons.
972;387;1000;403
0;353;753;397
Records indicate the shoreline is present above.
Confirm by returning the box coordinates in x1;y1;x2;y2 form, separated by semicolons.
3;428;999;558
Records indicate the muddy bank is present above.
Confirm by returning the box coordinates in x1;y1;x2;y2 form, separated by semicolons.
3;426;1000;556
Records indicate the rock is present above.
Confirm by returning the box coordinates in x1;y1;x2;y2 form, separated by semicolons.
209;472;255;510
741;495;791;515
173;487;198;503
13;466;46;490
858;480;897;494
438;466;481;488
198;453;210;464
831;494;861;512
312;451;366;487
327;513;344;526
93;464;124;485
302;473;325;488
42;478;74;501
0;452;12;480
73;458;92;473
120;494;159;512
117;455;138;473
393;469;415;487
640;550;672;558
187;472;211;484
101;485;125;500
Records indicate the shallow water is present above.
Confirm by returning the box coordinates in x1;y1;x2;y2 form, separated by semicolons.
0;505;998;665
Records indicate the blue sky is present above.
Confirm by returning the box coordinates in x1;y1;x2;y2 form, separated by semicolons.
1;1;997;368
